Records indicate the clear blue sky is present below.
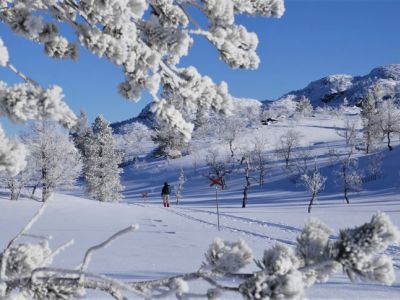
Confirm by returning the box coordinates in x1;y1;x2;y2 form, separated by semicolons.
1;0;400;134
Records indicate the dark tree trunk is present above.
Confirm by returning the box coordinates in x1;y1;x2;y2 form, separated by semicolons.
344;188;350;204
308;193;316;213
242;186;248;208
31;185;37;198
229;141;234;157
387;132;393;151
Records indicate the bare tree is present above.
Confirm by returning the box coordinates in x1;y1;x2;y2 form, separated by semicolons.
277;129;300;168
300;162;327;213
206;149;233;190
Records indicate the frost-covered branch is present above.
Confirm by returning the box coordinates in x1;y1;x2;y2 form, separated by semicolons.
79;225;139;275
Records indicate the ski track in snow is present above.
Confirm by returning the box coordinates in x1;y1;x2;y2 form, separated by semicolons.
180;207;303;234
178;207;400;268
162;206;295;245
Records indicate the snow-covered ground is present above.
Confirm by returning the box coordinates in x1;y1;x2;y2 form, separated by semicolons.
1;108;400;299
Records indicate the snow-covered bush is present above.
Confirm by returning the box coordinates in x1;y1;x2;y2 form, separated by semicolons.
0;205;398;299
203;238;253;274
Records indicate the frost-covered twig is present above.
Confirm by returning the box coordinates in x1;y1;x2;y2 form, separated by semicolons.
79;225;139;275
0;201;48;280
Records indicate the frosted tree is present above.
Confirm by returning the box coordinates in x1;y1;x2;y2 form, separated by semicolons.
1;202;398;299
0;0;286;173
219;116;244;157
116;122;152;164
71;109;91;157
0;150;37;201
336;120;359;147
277;129;300;168
376;99;400;151
239;150;255;208
360;91;380;153
152;122;188;158
365;152;384;182
22;122;82;202
331;148;362;204
84;116;124;202
175;168;186;205
300;162;327;213
251;137;269;186
295;96;313;117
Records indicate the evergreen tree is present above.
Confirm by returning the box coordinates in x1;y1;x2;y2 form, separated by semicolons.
84;116;124;202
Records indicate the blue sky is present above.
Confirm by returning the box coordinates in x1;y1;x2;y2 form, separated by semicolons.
1;0;400;133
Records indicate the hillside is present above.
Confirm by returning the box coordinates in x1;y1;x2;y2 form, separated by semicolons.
277;64;400;107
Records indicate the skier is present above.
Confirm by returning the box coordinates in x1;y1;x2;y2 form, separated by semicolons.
161;182;170;207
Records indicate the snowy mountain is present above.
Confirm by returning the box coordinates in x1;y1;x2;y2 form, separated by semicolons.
277;64;400;107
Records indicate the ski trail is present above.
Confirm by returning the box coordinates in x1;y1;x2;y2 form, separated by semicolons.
180;207;303;234
165;207;295;246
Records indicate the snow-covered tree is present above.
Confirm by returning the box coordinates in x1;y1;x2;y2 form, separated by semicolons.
0;1;286;172
84;116;124;202
22;122;82;202
71;109;91;157
277;129;300;168
300;163;327;213
331;148;362;204
175;168;186;205
153;122;188;158
116;122;152;164
251;137;269;186
376;99;400;151
295;96;313;116
239;150;256;208
365;151;384;182
360;91;380;153
336;120;359;147
219;116;244;157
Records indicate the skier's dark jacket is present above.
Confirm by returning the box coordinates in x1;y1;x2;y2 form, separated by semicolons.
161;184;170;195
